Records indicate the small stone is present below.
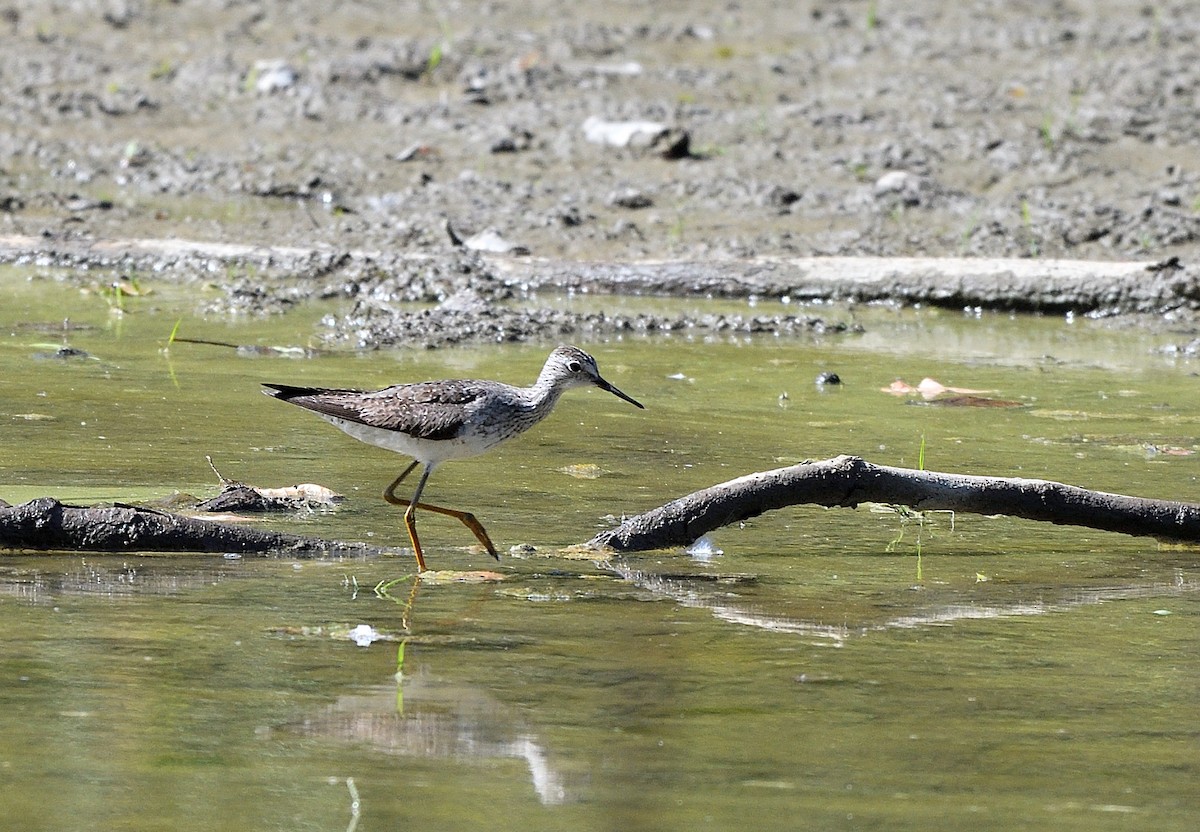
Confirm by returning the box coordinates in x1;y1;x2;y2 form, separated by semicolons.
873;170;921;205
608;188;653;209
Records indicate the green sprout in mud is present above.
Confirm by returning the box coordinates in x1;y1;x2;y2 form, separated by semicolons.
668;213;686;243
1039;111;1056;152
242;65;260;93
875;434;955;581
1020;198;1039;257
150;59;175;81
957;209;981;255
420;3;454;79
866;0;879;31
754;105;771;136
100;284;125;313
1066;91;1083;138
159;316;185;387
164;316;183;348
225;262;259;283
374;577;411;597
426;41;444;75
690;143;726;157
99;274;142;312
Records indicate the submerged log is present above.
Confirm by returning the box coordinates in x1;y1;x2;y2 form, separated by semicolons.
589;455;1200;551
0;497;371;556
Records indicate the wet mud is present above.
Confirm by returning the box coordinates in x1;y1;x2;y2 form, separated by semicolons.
2;1;1199;345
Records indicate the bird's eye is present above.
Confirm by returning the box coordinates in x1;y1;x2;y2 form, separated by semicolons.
567;361;583;373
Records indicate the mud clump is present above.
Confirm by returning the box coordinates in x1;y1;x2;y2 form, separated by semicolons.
331;297;858;351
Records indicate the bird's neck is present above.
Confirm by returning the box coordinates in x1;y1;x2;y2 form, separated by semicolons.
527;373;571;413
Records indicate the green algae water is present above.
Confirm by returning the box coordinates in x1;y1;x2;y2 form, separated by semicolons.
1;267;1197;830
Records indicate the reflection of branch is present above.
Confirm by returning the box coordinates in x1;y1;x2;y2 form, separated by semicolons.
590;455;1200;552
610;560;1197;642
607;560;850;644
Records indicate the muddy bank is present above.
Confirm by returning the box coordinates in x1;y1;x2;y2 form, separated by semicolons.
2;1;1200;345
2;232;1195;347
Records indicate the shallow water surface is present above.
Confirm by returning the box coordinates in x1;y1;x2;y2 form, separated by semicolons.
1;272;1197;830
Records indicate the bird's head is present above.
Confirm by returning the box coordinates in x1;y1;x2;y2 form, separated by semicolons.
542;345;644;409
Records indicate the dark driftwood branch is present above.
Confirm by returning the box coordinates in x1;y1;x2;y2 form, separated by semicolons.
588;455;1200;551
8;455;1199;556
0;497;372;556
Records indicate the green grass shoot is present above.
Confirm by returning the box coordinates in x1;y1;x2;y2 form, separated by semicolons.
1020;198;1039;257
957;209;981;255
166;317;183;348
374;576;411;597
1040;112;1055;151
426;41;443;75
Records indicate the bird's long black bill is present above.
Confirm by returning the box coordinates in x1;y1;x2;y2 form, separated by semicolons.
596;377;645;409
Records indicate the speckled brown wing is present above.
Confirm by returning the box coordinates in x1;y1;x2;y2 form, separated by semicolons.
262;381;485;441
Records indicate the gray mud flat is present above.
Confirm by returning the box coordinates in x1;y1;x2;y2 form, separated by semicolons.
2;1;1199;302
3;2;1199;344
0;232;1192;347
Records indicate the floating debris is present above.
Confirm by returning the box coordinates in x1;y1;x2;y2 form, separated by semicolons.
32;346;93;361
417;570;507;584
883;378;992;398
924;394;1025;408
196;456;343;513
348;624;386;647
558;463;607;479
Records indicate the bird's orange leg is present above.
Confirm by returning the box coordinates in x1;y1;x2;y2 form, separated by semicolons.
383;463;500;571
384;462;427;572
